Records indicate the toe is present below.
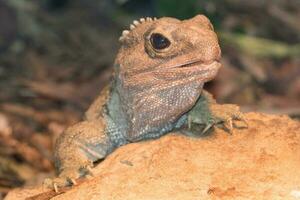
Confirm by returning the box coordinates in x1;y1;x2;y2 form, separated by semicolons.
236;113;248;128
85;165;95;176
201;123;214;135
43;177;70;192
224;118;233;133
53;183;58;193
69;178;77;185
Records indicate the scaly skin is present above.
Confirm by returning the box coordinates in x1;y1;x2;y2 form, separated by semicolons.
44;15;246;191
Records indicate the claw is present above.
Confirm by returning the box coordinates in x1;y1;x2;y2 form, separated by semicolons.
201;123;213;135
188;116;192;129
53;183;58;193
229;118;233;130
70;178;77;185
224;118;233;133
232;112;248;128
86;165;95;176
238;115;248;128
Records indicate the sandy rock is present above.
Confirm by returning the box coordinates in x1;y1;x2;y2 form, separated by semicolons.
5;112;300;200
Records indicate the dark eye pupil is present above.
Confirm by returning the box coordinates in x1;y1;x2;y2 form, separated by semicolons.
150;33;170;50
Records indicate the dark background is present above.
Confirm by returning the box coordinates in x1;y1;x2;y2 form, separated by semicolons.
0;0;299;197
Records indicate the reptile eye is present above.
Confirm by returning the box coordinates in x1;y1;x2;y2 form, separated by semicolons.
150;33;170;50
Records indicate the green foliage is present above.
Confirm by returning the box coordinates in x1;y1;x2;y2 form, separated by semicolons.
154;0;202;19
220;32;300;58
153;0;221;29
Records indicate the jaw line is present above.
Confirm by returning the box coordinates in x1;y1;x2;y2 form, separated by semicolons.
157;58;221;71
155;60;221;82
130;59;221;78
173;59;220;69
169;59;205;69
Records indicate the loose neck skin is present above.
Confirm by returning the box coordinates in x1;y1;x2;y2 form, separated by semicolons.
105;63;205;143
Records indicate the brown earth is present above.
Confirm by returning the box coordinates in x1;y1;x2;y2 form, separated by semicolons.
5;112;300;200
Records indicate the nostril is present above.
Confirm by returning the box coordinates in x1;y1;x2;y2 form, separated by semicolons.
208;23;214;30
188;15;214;30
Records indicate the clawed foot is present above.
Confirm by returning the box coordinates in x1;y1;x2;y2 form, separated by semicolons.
205;104;248;133
44;162;95;192
187;103;248;135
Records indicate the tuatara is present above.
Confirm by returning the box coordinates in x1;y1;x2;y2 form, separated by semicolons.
45;15;246;191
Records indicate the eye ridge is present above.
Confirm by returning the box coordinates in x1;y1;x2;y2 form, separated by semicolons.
150;33;171;50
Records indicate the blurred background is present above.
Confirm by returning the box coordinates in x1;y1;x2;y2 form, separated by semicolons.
0;0;299;197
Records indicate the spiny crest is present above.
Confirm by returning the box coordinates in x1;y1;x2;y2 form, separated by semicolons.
119;17;158;42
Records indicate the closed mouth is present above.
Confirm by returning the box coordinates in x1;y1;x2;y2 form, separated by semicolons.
175;59;220;69
155;59;221;75
148;58;221;75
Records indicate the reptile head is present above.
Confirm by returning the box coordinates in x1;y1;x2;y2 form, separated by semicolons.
114;15;221;141
116;15;221;85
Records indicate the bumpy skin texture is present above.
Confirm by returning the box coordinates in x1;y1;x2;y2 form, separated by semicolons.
45;15;244;191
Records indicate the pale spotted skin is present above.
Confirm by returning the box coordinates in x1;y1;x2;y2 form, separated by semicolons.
45;15;246;191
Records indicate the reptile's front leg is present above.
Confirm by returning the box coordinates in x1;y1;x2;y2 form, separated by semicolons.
44;119;113;192
187;90;247;135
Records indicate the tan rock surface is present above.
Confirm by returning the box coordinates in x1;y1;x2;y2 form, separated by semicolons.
5;112;300;200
